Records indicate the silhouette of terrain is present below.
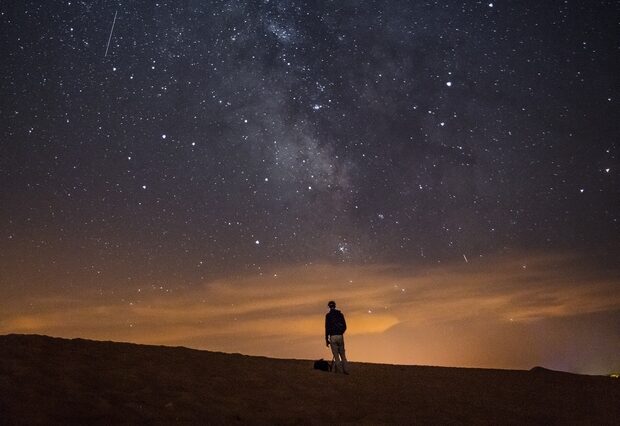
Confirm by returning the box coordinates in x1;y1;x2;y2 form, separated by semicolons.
0;334;618;425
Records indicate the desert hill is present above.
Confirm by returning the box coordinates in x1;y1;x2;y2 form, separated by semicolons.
0;334;618;425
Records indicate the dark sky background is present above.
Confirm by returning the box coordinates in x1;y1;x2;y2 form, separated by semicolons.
1;1;618;374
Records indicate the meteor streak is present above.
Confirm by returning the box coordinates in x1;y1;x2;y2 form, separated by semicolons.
104;10;117;57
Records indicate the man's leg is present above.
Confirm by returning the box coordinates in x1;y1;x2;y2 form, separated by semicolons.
330;335;343;372
338;339;348;374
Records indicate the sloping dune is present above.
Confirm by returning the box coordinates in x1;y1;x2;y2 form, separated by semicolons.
0;334;618;425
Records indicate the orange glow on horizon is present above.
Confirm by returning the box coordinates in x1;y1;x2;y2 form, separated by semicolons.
1;251;619;374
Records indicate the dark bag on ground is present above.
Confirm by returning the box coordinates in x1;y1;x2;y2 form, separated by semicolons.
314;359;332;372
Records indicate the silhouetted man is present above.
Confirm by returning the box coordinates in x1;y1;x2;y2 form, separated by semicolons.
325;300;348;374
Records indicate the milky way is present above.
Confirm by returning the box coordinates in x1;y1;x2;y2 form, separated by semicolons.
1;1;618;373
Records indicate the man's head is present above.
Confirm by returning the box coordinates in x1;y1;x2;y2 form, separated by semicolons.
327;300;336;309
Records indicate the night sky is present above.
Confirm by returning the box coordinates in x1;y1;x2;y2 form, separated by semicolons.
1;1;618;374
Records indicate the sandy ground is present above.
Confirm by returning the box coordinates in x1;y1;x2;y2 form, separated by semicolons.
0;334;618;425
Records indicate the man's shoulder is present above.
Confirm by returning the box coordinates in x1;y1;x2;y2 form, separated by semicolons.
327;309;343;317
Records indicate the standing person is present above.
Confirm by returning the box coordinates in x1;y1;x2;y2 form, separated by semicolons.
325;300;348;374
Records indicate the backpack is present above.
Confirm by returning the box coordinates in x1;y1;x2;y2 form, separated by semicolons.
313;358;332;372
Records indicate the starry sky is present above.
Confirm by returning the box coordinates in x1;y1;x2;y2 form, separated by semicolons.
1;1;618;374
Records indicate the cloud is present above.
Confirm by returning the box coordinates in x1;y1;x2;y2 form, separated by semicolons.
1;251;618;373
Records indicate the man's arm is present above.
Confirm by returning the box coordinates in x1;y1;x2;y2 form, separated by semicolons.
325;315;330;346
341;312;347;333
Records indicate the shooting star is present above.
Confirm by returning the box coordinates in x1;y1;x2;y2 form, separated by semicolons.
104;10;118;57
463;254;469;263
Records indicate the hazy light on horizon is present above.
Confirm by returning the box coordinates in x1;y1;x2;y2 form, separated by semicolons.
2;251;618;375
